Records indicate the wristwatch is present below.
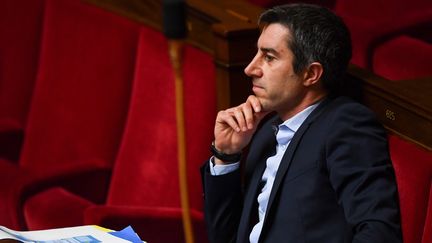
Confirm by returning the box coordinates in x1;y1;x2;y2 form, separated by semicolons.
210;141;242;163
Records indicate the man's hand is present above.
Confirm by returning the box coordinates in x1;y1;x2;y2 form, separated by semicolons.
213;95;269;164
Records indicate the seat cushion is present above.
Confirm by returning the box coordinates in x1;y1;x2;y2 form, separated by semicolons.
24;187;94;230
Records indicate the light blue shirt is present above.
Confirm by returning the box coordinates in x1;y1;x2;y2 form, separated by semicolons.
209;102;320;243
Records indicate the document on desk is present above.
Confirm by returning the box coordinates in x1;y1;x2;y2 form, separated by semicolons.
0;225;146;242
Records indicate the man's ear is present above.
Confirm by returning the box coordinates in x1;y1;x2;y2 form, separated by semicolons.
302;62;323;87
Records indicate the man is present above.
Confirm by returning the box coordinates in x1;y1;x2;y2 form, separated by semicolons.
201;3;402;243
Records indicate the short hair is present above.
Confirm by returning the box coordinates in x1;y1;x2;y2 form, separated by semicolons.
259;4;352;94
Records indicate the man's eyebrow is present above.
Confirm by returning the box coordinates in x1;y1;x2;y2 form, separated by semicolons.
260;47;279;56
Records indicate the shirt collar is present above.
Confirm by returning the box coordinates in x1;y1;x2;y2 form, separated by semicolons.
280;101;322;133
274;101;322;146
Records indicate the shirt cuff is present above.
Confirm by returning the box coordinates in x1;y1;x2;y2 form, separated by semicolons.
209;156;240;176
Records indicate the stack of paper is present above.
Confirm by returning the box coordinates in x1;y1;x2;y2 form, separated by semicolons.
0;225;145;242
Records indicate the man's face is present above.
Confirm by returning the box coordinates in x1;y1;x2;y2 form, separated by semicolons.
244;23;306;119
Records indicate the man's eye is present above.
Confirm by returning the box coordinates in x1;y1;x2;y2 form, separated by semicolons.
264;54;275;62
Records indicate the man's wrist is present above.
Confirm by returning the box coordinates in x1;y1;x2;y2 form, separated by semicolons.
209;157;240;175
210;141;242;163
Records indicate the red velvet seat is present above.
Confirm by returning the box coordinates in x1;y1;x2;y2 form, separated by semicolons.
334;0;432;69
372;35;432;80
0;0;44;161
0;0;140;229
24;25;216;243
389;135;432;243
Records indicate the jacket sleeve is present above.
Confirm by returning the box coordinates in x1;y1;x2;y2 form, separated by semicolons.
201;162;243;243
325;102;402;243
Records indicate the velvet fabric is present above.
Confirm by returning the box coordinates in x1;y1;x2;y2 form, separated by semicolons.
0;0;140;229
372;35;432;80
24;25;216;243
24;187;93;230
0;0;44;161
334;0;432;68
389;135;432;243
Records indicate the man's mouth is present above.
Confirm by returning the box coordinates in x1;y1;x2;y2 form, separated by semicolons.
252;84;264;92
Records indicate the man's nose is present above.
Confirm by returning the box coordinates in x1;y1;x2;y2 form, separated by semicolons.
244;55;262;77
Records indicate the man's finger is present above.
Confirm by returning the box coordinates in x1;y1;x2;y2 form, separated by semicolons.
218;110;241;132
233;108;247;131
247;95;262;113
241;102;255;130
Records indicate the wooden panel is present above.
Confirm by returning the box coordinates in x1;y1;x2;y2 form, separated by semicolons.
348;65;432;151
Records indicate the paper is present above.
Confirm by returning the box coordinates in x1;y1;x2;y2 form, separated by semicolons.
109;226;142;243
0;225;145;242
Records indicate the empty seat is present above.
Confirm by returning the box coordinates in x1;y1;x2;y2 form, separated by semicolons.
24;25;216;243
0;0;140;229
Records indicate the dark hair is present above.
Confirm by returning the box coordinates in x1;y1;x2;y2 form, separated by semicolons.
259;4;352;94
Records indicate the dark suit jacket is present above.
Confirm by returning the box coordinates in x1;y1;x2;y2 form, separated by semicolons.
201;96;402;243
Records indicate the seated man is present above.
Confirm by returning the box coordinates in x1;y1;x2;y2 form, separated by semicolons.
201;4;402;243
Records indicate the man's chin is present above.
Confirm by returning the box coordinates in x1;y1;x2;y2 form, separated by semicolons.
256;98;271;113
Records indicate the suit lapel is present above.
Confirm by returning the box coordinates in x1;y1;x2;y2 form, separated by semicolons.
259;98;333;240
237;117;279;243
264;121;311;218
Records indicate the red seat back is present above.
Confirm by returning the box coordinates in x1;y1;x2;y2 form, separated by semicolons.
334;0;432;68
0;0;44;129
372;35;432;80
389;135;432;243
20;0;140;171
106;26;216;210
